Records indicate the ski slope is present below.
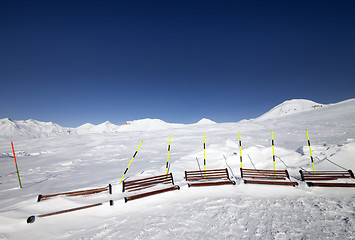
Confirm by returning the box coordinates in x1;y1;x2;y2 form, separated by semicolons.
0;99;355;239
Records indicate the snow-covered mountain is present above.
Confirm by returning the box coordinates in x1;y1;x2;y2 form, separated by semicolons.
0;99;348;138
193;118;217;125
118;118;183;131
256;99;326;121
76;121;120;134
0;118;74;138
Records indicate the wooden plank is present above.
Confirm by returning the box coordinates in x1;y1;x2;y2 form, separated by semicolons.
188;180;236;187
124;185;180;202
38;203;103;218
242;175;286;180
302;177;341;181
306;182;355;187
38;185;111;202
244;179;298;186
242;168;287;173
185;168;227;173
186;175;229;181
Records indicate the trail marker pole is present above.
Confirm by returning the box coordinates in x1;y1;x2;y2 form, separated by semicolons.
119;141;143;183
203;134;206;171
306;131;316;172
203;134;206;180
11;142;22;188
271;131;276;175
239;131;243;169
165;135;171;175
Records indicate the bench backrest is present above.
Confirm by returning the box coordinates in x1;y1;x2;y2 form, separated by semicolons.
38;184;112;202
122;173;175;192
185;168;231;182
299;170;354;181
241;168;289;180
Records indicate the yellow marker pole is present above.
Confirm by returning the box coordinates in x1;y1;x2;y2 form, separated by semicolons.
239;131;243;169
165;135;171;175
271;130;276;176
306;131;316;172
119;141;143;183
203;134;207;180
203;134;206;171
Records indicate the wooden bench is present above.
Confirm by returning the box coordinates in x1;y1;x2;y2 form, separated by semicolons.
185;168;236;187
122;173;180;202
37;184;112;202
299;170;355;187
241;168;298;186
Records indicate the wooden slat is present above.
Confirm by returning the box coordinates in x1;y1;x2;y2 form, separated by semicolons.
124;185;180;202
38;203;103;218
241;175;286;180
185;169;227;173
186;175;228;179
188;180;236;187
244;180;298;186
242;173;287;177
38;185;111;202
242;168;287;173
306;182;355;187
301;177;340;181
186;174;228;180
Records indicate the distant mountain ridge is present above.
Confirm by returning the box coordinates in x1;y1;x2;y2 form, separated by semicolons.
0;117;218;138
0;118;74;138
2;99;353;138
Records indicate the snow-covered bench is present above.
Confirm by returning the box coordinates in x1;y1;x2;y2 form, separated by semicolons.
241;168;298;186
37;184;112;202
122;173;180;202
299;170;355;187
185;168;236;187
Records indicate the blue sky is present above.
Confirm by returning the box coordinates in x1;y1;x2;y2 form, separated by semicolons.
1;1;354;127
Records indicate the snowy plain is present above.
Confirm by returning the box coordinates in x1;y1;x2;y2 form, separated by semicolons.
1;99;355;239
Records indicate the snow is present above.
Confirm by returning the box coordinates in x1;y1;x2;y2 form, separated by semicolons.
0;118;217;138
256;99;326;121
76;121;120;134
118;118;180;131
1;98;355;239
0;118;74;139
194;118;217;125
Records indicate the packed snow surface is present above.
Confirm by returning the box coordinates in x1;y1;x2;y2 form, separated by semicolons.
1;99;355;239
